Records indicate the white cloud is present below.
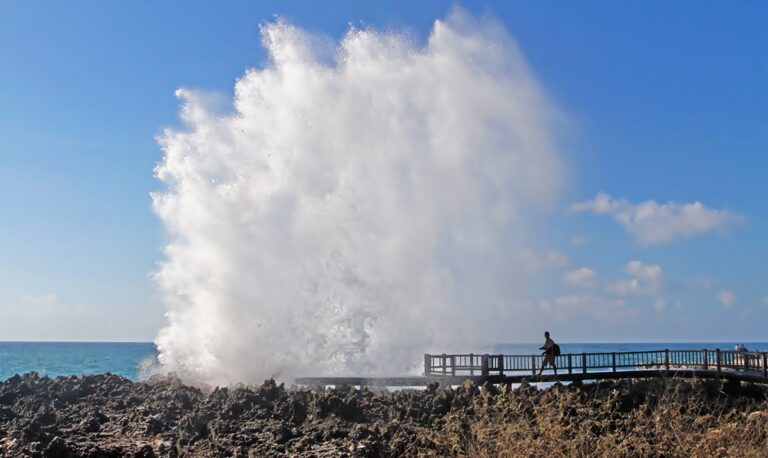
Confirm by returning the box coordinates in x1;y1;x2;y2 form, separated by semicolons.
21;293;59;308
717;290;736;308
554;295;624;309
20;293;86;318
606;278;641;296
552;294;626;319
0;293;163;342
626;260;662;282
555;294;624;311
554;295;581;308
688;277;714;290
518;249;569;272
1;294;89;340
564;267;595;288
542;260;670;319
569;192;744;245
606;260;662;296
569;236;587;246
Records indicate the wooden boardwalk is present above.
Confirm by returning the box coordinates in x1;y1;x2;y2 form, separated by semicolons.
295;348;768;387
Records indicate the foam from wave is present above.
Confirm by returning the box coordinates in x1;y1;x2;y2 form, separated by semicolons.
152;9;563;383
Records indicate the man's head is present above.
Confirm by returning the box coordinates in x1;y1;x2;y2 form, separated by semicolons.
544;331;550;338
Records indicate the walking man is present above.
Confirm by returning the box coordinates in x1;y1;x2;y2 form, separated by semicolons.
538;331;558;375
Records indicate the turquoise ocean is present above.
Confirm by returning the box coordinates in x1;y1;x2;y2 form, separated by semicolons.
1;341;766;382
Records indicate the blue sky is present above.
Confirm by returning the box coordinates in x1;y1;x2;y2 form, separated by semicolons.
1;1;766;342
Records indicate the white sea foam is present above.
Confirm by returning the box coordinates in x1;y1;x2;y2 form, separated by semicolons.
136;354;163;381
152;9;563;384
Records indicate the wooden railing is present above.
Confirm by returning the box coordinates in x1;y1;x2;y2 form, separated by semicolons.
424;349;768;378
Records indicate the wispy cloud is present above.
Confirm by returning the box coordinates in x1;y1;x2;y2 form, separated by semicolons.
718;290;736;308
564;267;595;288
547;294;627;320
569;192;744;245
544;260;666;319
606;260;663;296
20;293;86;318
518;249;569;272
569;236;587;247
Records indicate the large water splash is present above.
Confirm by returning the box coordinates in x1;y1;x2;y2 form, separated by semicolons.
152;10;563;384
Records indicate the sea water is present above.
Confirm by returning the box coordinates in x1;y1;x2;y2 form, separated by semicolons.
0;342;157;381
0;341;766;382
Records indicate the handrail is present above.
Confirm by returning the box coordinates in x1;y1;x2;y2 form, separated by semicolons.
424;349;768;379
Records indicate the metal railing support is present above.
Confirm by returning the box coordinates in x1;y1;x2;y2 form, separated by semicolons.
531;354;536;376
716;349;721;373
612;353;616;373
664;349;670;371
481;354;489;377
703;349;708;370
582;353;587;374
498;354;504;376
763;353;767;379
568;354;572;374
442;353;447;375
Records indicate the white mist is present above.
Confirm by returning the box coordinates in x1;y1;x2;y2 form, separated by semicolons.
152;10;563;383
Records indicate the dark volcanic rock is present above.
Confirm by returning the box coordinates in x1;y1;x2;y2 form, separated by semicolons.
0;373;766;457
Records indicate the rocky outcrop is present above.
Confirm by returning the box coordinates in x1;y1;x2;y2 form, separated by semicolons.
0;373;766;457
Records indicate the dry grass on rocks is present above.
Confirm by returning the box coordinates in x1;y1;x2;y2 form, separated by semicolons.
0;373;766;457
424;378;768;457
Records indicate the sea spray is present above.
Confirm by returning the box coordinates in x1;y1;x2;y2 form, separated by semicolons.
152;10;563;383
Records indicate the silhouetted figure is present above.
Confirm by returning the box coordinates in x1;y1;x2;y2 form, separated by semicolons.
538;331;558;375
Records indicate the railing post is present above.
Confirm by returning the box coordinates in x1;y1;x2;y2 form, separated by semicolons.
442;353;447;375
716;349;721;373
531;354;536;376
612;352;616;373
582;352;587;374
481;354;489;377
568;354;573;374
498;354;504;376
664;349;670;371
469;353;474;376
450;355;456;376
763;353;767;379
702;349;708;370
424;354;430;375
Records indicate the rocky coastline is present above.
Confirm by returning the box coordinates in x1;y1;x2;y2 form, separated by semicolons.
0;372;766;457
